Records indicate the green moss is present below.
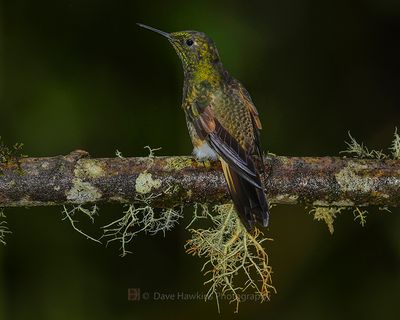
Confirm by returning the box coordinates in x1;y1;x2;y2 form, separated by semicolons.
164;157;194;170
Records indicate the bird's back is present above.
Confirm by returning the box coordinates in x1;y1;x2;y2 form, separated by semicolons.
211;77;258;155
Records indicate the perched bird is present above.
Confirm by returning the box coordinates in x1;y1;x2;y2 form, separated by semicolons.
137;23;269;231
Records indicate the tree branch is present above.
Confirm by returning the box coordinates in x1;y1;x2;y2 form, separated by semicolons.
0;150;399;208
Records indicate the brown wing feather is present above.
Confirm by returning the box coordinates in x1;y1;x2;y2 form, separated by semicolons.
237;83;262;130
188;103;269;230
221;159;269;231
190;106;262;189
236;82;265;167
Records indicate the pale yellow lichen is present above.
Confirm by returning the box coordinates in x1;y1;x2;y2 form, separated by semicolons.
312;200;355;207
274;194;299;204
109;196;126;202
62;205;101;243
341;132;387;159
6;180;16;188
144;145;162;158
353;207;368;227
102;201;183;257
335;162;375;194
75;160;105;179
115;149;124;158
41;161;49;169
135;172;162;194
186;203;275;312
0;209;11;245
310;207;344;234
67;178;102;202
17;196;36;206
341;129;400;160
390;128;400;159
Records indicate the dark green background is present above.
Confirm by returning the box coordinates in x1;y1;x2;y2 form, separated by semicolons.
1;0;399;319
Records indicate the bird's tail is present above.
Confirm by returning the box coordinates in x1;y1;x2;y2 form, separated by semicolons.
221;159;269;231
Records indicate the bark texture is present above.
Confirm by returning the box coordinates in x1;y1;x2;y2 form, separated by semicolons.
0;150;399;208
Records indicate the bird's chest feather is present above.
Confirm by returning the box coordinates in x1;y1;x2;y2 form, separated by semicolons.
192;141;218;160
182;80;218;159
182;80;213;113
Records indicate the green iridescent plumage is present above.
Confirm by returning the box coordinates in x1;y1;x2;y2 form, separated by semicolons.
138;23;269;231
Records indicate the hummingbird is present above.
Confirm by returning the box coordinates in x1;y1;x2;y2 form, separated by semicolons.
137;23;269;231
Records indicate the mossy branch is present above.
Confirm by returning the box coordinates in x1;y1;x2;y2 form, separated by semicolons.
1;149;399;209
1;134;399;312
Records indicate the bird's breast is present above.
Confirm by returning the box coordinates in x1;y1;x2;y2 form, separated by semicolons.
192;141;218;161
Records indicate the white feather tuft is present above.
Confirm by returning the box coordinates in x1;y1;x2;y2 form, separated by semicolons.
193;142;218;161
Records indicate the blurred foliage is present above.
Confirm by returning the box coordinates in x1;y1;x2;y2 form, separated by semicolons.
0;0;399;319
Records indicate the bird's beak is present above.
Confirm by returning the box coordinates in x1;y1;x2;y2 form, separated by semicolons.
137;23;172;40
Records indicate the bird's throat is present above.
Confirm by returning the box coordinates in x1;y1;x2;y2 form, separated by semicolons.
187;59;222;85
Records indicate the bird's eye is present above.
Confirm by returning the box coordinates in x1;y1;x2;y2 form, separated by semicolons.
186;39;194;46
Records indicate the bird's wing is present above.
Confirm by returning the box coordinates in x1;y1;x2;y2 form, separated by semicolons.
237;83;262;130
236;83;263;159
188;103;263;190
221;158;269;230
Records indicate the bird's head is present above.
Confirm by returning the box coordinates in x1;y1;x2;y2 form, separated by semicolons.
138;23;222;79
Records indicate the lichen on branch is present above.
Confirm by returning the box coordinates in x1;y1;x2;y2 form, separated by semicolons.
185;203;275;312
61;204;101;244
101;194;183;257
0;136;24;164
0;208;11;245
390;128;400;159
309;129;400;233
